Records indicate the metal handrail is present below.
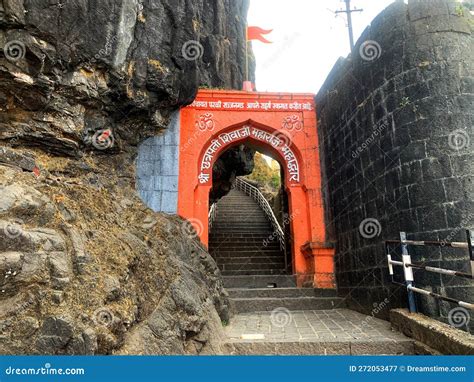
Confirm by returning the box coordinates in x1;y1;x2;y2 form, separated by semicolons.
208;203;217;230
235;177;285;252
386;230;474;314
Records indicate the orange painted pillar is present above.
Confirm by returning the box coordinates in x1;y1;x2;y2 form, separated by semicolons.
194;185;211;246
287;185;312;287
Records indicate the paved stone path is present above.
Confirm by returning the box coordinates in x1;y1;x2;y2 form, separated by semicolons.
224;309;414;354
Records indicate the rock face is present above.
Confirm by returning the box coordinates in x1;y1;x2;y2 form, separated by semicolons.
0;0;252;154
316;0;473;330
0;0;252;354
210;145;255;204
0;149;230;355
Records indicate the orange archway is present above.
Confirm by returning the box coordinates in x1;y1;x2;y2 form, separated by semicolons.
178;89;335;288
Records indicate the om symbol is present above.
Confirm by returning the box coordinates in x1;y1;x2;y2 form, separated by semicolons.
196;113;215;131
282;115;303;131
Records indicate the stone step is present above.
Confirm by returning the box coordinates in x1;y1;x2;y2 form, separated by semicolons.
218;198;256;200
210;250;283;258
216;212;268;216
213;224;269;228
217;201;261;204
212;231;272;234
209;246;281;252
214;219;270;224
223;340;415;355
210;239;276;243
223;275;296;288
211;229;273;234
211;250;282;256
219;195;253;198
209;249;283;258
231;297;345;313
216;208;266;212
215;214;264;218
218;204;257;206
210;233;274;238
216;209;267;212
213;222;271;227
209;238;276;243
212;224;272;230
212;245;280;251
212;224;271;228
210;246;282;252
217;207;257;209
217;201;259;204
209;242;280;249
215;257;286;265
227;287;338;298
218;263;286;271
215;216;264;220
209;243;280;251
217;206;261;210
210;237;281;242
216;258;284;264
216;216;265;218
211;248;282;253
210;242;278;247
216;212;264;215
216;209;262;213
216;215;265;218
215;221;268;224
222;270;288;276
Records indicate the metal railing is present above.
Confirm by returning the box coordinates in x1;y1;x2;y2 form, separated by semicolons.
235;177;286;253
208;203;218;230
386;230;474;314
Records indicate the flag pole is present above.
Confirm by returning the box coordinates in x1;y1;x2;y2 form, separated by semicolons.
243;23;252;91
245;22;249;82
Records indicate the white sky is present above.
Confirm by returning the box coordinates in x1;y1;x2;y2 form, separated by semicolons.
247;0;396;93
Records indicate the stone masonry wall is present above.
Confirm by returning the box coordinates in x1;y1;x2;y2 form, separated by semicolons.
137;112;180;214
316;0;473;331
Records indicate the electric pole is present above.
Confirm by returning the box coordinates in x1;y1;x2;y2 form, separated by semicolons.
335;0;363;52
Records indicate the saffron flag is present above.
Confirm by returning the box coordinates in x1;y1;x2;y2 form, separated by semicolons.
247;26;273;43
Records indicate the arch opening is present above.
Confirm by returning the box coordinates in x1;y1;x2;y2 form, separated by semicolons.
198;121;306;277
208;144;293;276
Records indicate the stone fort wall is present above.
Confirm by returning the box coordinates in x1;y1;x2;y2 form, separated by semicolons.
316;0;473;330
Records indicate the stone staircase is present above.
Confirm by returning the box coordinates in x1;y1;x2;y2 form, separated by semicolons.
209;187;344;313
209;185;415;355
209;188;286;276
223;275;343;314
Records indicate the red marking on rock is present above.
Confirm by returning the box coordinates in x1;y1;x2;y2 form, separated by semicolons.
98;130;111;142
